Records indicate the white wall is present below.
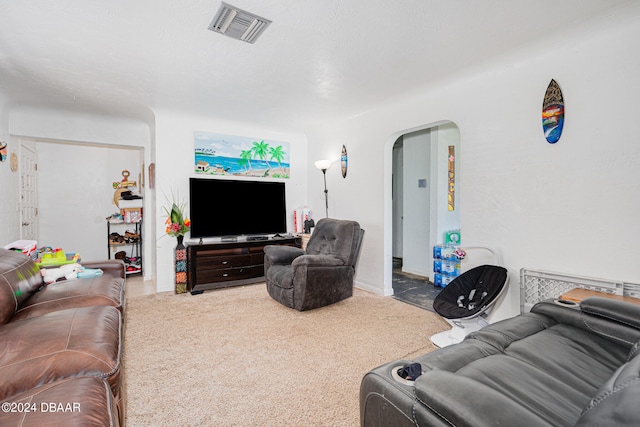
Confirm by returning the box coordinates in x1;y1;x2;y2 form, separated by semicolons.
10;108;151;147
306;8;640;319
152;109;309;293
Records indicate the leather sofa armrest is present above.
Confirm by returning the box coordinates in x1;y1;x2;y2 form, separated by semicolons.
80;259;126;279
580;297;640;330
264;245;304;265
532;298;640;347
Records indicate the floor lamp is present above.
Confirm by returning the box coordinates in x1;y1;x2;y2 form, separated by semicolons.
314;159;332;218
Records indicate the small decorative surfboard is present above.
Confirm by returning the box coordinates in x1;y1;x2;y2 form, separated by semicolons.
542;79;564;144
341;145;348;178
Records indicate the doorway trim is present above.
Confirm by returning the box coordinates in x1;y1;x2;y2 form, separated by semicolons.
383;120;457;296
19;138;38;240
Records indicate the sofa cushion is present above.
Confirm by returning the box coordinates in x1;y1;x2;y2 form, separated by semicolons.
575;352;640;426
0;249;43;325
12;272;125;321
414;370;555;427
0;377;120;427
0;306;122;406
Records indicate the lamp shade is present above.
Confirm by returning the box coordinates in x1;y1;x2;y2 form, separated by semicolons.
314;159;332;171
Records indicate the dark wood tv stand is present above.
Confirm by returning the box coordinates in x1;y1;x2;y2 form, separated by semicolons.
187;237;300;295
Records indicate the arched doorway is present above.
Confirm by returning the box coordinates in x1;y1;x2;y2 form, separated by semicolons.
384;121;460;307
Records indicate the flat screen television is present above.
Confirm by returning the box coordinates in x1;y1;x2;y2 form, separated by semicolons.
189;177;287;238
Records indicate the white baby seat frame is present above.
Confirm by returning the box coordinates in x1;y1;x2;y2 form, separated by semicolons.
430;246;509;348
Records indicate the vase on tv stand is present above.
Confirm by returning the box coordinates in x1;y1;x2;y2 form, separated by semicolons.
174;235;187;294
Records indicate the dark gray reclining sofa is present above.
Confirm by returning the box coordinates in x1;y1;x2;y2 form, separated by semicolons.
360;297;640;426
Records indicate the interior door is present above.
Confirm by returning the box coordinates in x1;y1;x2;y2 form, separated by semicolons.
20;142;38;240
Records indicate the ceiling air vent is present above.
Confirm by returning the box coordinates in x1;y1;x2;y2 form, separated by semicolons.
208;2;272;44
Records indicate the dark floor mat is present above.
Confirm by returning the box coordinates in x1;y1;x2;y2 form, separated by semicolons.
392;270;441;312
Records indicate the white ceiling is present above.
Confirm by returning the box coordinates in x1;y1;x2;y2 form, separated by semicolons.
0;0;633;132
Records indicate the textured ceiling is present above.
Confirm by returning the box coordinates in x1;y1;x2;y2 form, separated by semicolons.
0;0;633;132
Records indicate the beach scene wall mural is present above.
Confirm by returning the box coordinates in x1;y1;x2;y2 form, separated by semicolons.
194;131;290;178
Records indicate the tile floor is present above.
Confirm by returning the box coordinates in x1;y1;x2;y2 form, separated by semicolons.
392;270;442;312
391;258;442;312
125;275;156;297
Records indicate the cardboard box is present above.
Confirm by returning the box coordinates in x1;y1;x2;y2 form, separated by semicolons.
434;273;456;288
122;208;142;223
433;244;457;260
118;198;143;208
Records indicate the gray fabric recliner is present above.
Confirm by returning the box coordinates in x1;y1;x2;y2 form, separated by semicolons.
264;218;364;311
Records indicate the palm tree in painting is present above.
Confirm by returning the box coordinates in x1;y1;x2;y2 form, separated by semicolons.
268;145;287;175
251;140;272;170
239;149;254;172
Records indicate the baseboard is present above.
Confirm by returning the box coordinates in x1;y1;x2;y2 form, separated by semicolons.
355;281;393;296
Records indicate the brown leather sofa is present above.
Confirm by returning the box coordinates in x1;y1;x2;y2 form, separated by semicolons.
0;248;126;426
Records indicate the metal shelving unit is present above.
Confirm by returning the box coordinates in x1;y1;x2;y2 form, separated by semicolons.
107;219;143;275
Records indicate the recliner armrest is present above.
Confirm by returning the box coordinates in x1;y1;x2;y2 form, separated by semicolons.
291;254;345;268
264;245;304;265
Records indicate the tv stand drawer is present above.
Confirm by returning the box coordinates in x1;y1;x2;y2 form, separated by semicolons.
187;238;300;294
197;253;262;270
196;265;263;283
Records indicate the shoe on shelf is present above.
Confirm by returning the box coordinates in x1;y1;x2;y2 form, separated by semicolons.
126;265;141;273
109;233;125;244
124;231;140;243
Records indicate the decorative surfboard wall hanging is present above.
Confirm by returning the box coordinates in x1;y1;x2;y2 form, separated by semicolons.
341;145;348;178
0;141;7;162
542;79;565;144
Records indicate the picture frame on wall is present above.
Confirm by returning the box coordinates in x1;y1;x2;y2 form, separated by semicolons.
193;131;290;179
148;163;155;189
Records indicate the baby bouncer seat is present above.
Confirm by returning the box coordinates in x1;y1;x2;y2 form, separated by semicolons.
430;248;508;348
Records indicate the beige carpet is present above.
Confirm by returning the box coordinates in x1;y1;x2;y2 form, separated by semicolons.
123;284;448;426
